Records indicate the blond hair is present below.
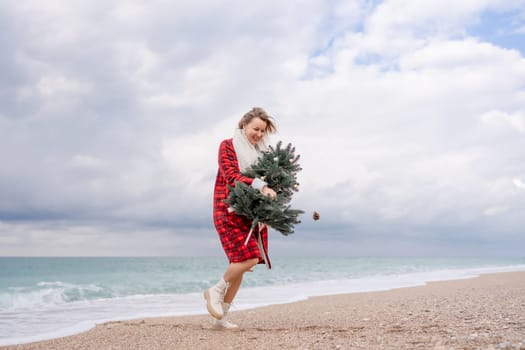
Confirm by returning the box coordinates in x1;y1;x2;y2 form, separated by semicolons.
238;107;277;134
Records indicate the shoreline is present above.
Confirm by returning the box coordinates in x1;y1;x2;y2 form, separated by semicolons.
3;271;525;349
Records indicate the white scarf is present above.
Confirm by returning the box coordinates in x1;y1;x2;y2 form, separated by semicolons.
232;128;268;172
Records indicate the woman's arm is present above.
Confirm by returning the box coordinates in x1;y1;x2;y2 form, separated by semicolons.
217;139;255;187
218;139;276;198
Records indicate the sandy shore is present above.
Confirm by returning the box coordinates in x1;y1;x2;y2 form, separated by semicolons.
3;271;525;350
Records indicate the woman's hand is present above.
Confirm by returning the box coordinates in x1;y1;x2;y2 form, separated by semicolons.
261;186;277;199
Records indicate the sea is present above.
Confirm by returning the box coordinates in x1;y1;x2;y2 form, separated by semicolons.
1;256;524;346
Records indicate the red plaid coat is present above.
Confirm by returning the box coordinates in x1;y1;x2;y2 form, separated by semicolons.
213;138;270;268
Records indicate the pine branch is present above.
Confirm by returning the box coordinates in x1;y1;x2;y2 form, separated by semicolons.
225;141;304;236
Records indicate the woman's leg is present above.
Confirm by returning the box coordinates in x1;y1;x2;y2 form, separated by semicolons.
212;259;257;330
223;258;258;303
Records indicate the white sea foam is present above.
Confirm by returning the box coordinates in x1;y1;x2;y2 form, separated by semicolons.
0;281;106;310
233;264;525;310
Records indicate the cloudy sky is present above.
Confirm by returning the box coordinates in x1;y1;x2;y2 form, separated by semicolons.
1;0;524;257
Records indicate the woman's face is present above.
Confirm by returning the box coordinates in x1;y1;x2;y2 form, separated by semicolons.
243;117;267;145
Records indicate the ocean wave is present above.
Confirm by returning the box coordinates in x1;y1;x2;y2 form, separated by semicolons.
0;281;110;310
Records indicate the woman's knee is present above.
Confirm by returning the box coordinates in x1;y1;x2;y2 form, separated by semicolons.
245;258;259;268
229;258;258;270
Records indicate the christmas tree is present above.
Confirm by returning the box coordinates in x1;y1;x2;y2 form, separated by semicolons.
225;141;304;237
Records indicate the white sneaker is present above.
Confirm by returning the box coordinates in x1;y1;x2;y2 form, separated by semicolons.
204;278;229;320
213;303;239;330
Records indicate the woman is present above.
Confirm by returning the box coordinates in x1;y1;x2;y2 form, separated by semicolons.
204;107;277;330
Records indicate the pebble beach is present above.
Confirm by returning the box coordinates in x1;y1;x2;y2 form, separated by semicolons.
3;271;525;349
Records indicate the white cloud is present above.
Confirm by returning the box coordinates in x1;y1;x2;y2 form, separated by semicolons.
483;206;509;216
400;39;520;70
481;110;525;133
513;177;525;189
1;0;525;256
0;220;218;256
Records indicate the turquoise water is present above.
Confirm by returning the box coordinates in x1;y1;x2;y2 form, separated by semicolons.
1;256;524;345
